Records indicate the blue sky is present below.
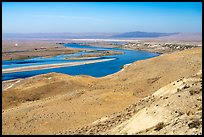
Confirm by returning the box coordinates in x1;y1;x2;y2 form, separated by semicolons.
2;2;202;33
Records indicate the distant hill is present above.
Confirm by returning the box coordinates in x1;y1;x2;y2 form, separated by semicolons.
111;31;179;38
158;32;202;41
2;31;201;41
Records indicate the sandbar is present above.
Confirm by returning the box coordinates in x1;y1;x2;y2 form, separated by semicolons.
2;58;116;74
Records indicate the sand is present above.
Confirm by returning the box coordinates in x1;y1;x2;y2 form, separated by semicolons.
72;70;202;135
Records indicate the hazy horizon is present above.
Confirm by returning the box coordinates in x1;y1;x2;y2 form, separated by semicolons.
2;31;202;34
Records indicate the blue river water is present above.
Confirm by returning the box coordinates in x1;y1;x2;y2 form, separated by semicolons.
2;43;160;81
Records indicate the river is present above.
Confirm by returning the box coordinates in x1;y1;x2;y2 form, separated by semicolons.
2;43;160;81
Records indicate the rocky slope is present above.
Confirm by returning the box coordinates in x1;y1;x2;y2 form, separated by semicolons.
69;70;202;135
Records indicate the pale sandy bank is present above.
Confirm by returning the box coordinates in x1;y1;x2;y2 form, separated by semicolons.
2;58;115;74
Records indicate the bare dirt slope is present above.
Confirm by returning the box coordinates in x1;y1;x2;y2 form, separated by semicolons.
72;70;201;135
2;47;202;135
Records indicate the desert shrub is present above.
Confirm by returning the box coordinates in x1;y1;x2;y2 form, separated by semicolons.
188;119;201;129
120;65;124;69
154;122;165;131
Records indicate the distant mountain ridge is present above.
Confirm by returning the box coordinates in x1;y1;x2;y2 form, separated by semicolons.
2;31;201;41
111;31;179;38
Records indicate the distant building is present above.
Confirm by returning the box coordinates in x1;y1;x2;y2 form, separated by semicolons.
15;43;18;46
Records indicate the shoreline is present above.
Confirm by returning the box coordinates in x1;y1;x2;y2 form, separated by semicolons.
2;48;202;135
2;40;163;61
67;57;101;60
2;40;82;61
2;50;82;61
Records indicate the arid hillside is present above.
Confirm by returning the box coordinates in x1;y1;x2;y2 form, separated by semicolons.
70;70;202;135
2;47;202;135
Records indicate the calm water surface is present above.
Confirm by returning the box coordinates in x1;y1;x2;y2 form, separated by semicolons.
2;44;160;81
